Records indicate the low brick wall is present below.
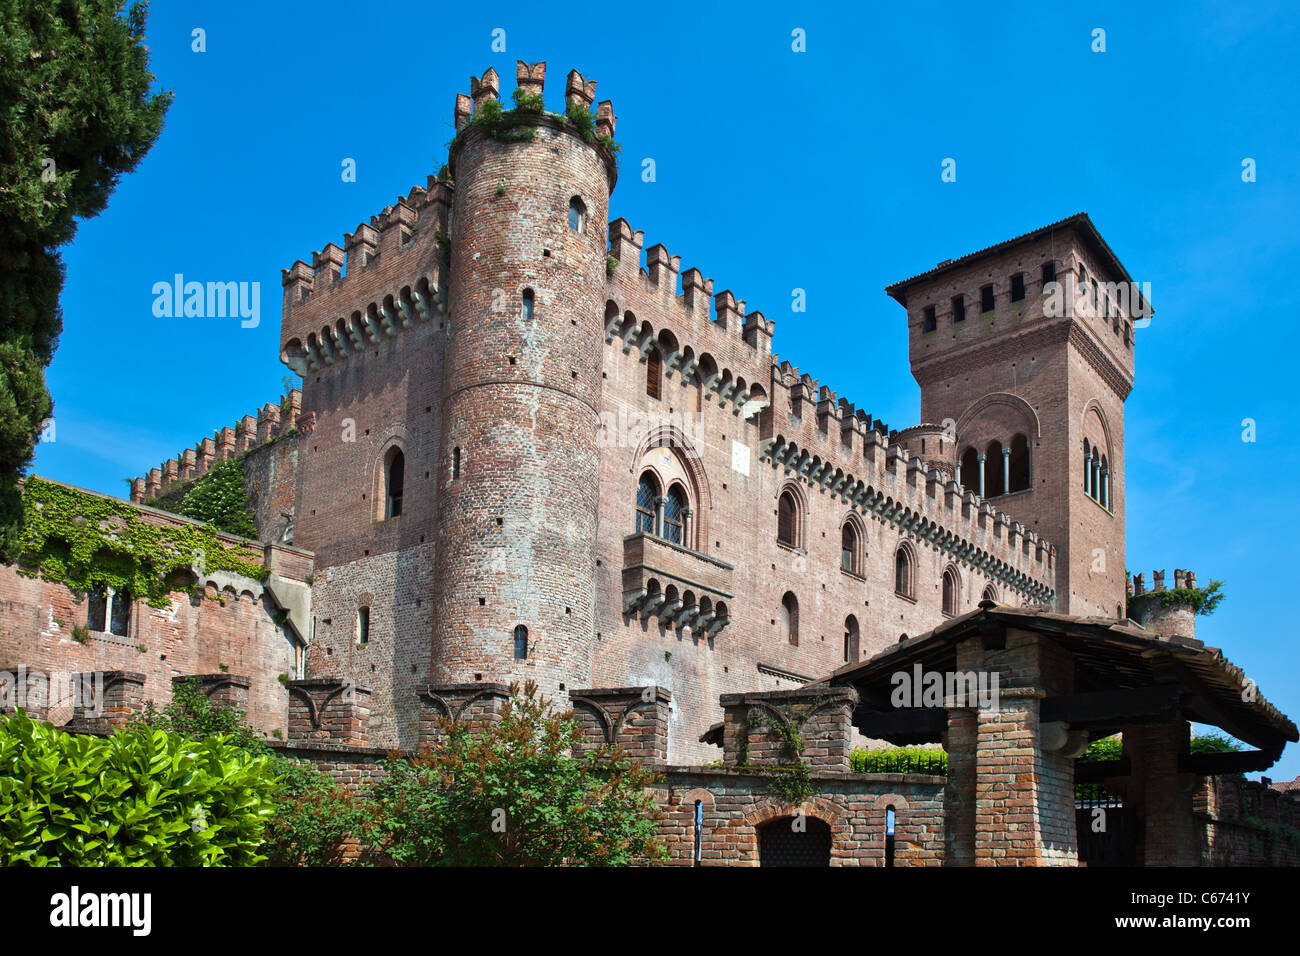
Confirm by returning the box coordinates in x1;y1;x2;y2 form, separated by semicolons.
658;767;946;866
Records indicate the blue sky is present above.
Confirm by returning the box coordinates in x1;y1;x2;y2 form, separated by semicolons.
33;1;1300;779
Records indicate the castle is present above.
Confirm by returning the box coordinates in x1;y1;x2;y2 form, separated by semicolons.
129;61;1133;759
4;63;1295;866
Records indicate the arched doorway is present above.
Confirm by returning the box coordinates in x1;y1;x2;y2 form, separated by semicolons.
757;816;832;867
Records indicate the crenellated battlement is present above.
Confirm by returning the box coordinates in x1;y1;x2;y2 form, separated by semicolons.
279;178;452;374
1128;568;1198;596
130;391;301;504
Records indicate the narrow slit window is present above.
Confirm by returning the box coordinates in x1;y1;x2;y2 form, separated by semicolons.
951;295;965;323
980;284;995;313
521;288;535;322
513;624;529;660
357;606;370;645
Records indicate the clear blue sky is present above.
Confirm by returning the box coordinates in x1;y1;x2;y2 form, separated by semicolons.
33;1;1300;779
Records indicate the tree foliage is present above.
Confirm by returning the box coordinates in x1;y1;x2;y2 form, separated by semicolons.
368;681;666;866
0;0;171;559
168;458;259;539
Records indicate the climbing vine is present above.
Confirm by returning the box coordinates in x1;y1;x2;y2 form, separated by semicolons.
737;698;832;807
17;477;268;609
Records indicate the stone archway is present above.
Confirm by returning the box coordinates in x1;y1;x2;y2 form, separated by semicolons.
758;815;832;867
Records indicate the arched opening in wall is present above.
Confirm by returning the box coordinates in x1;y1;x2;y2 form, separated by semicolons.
697;353;718;407
356;606;370;646
780;591;799;646
885;806;896;868
942;566;960;616
841;521;860;574
959;447;980;494
895;545;915;599
383;447;405;519
635;472;660;535
568;196;586;232
1100;455;1109;508
646;347;662;399
844;615;860;662
513;624;529;660
1009;434;1030;492
777;489;799;548
1083;439;1092;493
663;484;687;546
521;288;535;322
985;440;1005;497
452;447;461;481
982;584;999;604
747;383;767;423
758;816;831;867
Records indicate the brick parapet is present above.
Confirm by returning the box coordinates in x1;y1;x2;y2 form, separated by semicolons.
569;685;671;765
719;685;858;771
287;678;372;746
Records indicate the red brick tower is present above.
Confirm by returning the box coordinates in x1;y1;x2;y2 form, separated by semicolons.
887;214;1148;616
431;63;618;694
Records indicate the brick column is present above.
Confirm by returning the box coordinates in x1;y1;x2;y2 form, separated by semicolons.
946;628;1079;866
176;674;251;713
68;671;146;733
719;686;858;771
0;665;49;721
1122;718;1198;866
416;682;510;745
569;686;671;765
287;678;371;745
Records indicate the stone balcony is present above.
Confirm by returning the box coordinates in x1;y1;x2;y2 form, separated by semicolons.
621;533;733;636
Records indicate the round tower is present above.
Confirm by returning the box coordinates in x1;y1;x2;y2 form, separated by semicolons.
431;63;617;696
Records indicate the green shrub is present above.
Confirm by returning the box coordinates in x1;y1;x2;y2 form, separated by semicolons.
261;758;367;866
851;745;948;775
169;458;258;539
131;676;268;754
0;711;277;866
367;681;665;866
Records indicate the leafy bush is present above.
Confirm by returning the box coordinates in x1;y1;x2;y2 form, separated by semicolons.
367;681;666;866
1078;732;1242;763
261;758;367;866
131;676;268;754
169;458;258;538
0;710;277;866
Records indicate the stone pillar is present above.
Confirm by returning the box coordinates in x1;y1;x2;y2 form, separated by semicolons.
944;628;1080;866
416;682;510;745
654;495;668;538
1101;468;1109;509
68;671;147;733
1002;447;1011;495
569;686;671;765
1084;450;1092;496
977;453;986;498
0;665;49;721
177;674;250;713
287;678;371;745
682;507;694;550
720;686;858;771
1122;719;1198;866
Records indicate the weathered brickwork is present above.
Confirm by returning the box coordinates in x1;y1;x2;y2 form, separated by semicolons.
0;500;309;734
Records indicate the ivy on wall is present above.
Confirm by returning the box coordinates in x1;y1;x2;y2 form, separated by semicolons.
17;476;268;609
159;458;258;539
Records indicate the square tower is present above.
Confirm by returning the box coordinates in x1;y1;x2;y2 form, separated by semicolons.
886;214;1148;617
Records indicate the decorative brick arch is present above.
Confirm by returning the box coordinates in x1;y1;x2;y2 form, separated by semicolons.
1080;398;1114;464
678;788;715;808
738;797;850;865
631;423;712;548
955;391;1043;441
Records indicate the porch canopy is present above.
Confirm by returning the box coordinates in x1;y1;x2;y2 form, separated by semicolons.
825;602;1297;775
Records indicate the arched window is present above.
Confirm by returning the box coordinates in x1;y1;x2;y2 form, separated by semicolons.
843;615;860;663
985;440;1005;497
942;566;960;616
521;288;535;322
780;592;799;645
635;473;659;535
356;606;370;645
777;489;799;548
646;348;662;399
384;448;405;518
1083;439;1091;492
1100;455;1109;509
513;624;528;660
982;584;998;604
841;522;859;574
1008;434;1030;492
663;485;686;545
568;196;586;232
960;447;980;494
88;585;131;637
895;545;914;599
452;447;461;481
